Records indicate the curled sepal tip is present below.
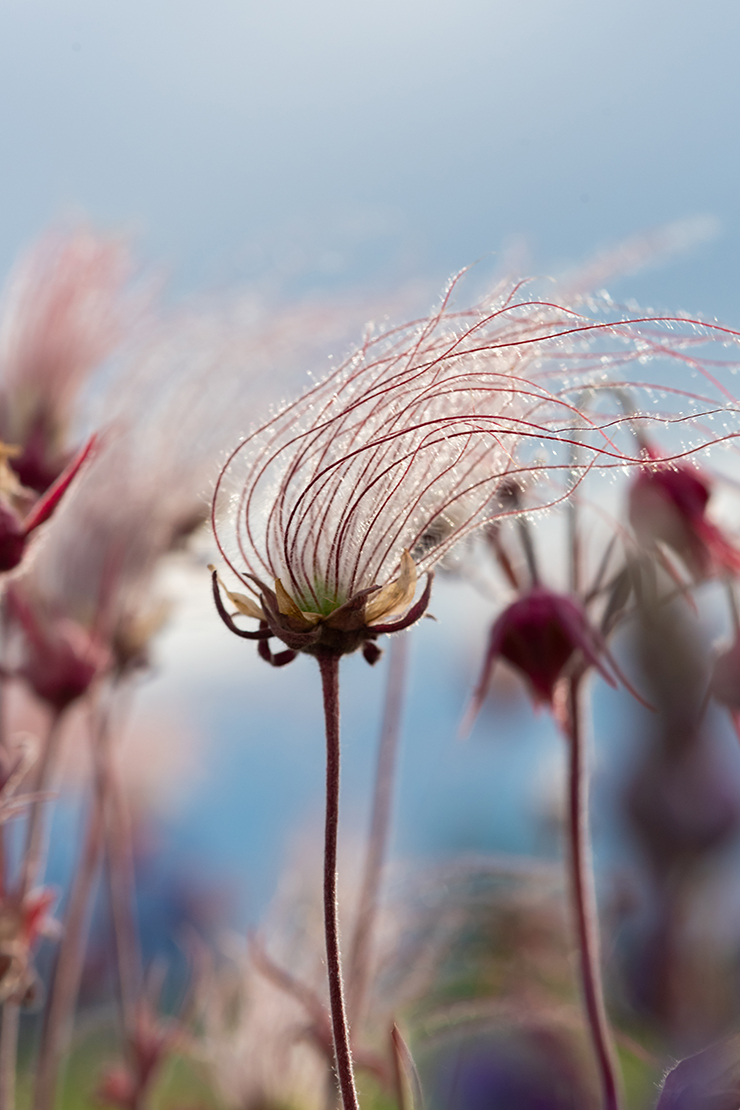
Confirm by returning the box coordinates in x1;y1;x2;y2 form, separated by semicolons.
210;568;271;640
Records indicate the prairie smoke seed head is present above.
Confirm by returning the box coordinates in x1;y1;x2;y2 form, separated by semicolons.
212;275;740;664
211;551;432;662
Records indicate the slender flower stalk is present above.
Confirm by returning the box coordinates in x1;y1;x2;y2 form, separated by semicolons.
348;633;409;1026
318;653;360;1110
563;674;622;1110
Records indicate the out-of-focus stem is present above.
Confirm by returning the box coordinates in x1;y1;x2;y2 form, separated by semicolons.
0;704;64;1107
19;709;64;897
0;1002;18;1110
33;699;112;1110
517;518;540;587
348;634;409;1026
565;675;622;1110
103;719;142;1039
317;653;360;1110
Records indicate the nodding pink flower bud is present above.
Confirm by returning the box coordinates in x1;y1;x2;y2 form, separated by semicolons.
6;585;109;711
628;453;740;579
462;588;626;734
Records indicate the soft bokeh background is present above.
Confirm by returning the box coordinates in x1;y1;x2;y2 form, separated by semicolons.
2;0;740;314
4;0;740;944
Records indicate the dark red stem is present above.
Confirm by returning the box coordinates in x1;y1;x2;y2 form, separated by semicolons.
565;675;622;1110
317;653;360;1110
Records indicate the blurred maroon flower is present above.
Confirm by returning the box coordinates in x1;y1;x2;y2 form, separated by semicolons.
462;588;632;734
628;451;740;579
5;581;110;711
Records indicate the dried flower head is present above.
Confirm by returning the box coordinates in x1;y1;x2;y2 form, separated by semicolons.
212;277;740;662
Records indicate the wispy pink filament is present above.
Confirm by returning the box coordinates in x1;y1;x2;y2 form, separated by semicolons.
213;275;740;609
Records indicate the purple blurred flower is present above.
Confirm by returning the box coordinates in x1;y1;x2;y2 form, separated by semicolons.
433;1030;595;1110
656;1037;740;1110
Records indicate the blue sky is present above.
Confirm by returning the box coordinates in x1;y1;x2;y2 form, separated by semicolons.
2;0;739;316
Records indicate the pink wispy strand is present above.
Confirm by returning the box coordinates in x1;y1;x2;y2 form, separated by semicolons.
213;275;740;609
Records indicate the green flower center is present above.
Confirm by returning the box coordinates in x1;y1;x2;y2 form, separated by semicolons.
301;581;347;617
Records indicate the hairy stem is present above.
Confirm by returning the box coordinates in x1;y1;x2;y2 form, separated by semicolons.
348;634;409;1026
33;698;113;1110
565;675;621;1110
317;652;360;1110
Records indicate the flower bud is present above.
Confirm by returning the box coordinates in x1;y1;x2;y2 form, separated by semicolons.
21;619;108;710
463;588;621;733
629;458;740;578
6;586;109;711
